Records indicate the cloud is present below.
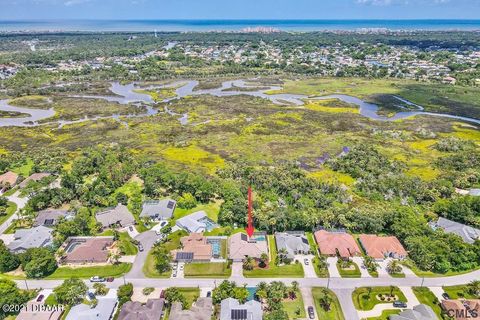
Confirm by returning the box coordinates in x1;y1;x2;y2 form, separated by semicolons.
63;0;91;6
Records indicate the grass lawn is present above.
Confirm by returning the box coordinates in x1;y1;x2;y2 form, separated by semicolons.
365;309;400;320
306;232;328;277
173;201;221;222
412;287;443;318
184;262;231;278
117;232;138;255
0;201;17;225
283;290;306;319
403;260;480;278
143;230;186;278
312;287;345;320
352;287;407;311
177;287;200;309
45;263;131;279
337;260;361;278
11;158;34;177
443;285;479;299
390;272;406;278
244;235;304;278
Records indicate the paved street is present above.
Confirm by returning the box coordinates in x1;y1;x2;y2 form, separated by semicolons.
332;288;359;320
126;230;157;278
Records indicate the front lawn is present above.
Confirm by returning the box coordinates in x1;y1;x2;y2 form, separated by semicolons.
312;287;345;320
184;262;231;278
403;260;480;278
352;286;407;311
46;263;131;279
283;290;306;319
143;250;172;278
365;309;400;320
0;201;17;225
337;260;361;278
117;232;138;255
443;285;479;299
306;232;328;277
412;287;443;318
243;235;304;278
390;272;406;278
177;287;200;309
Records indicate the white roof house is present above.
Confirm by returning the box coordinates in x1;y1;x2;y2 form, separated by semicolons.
390;304;437;320
8;226;53;253
96;204;135;229
176;211;215;233
140;199;176;220
433;217;480;244
220;298;263;320
66;290;118;320
274;232;311;260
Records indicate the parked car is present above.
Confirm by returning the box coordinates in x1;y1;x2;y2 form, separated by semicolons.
393;301;407;308
138;244;144;252
87;292;96;300
160;290;165;298
172;272;177;278
128;226;134;232
160;221;168;227
89;276;106;283
304;258;309;265
36;294;44;302
442;293;451;300
206;291;211;298
155;230;162;236
106;277;114;282
179;264;184;271
307;306;315;319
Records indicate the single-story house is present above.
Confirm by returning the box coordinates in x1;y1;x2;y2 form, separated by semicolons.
314;230;361;258
441;299;480;320
140;199;176;220
33;209;71;227
358;234;407;260
18;172;51;189
431;217;480;244
96;204;135;229
62;236;114;264
274;231;310;260
176;211;216;233
220;298;263;320
0;171;19;191
66;291;118;320
228;232;268;262
172;233;213;262
389;304;436;320
169;297;213;320
8;226;53;253
16;301;63;320
118;298;165;320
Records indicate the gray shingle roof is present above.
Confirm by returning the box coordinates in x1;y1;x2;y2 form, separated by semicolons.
435;217;480;244
220;298;263;320
140;199;176;219
389;304;437;320
96;204;135;228
176;211;208;233
118;299;165;320
274;232;310;259
8;226;53;253
65;295;117;320
33;209;70;227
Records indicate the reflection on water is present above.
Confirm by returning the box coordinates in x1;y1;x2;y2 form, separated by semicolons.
1;79;480;127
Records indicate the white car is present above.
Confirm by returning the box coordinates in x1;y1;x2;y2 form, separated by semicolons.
89;276;106;283
179;265;184;271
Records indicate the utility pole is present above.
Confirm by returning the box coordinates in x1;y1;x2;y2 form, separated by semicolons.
123;275;126;285
420;276;425;287
24;279;29;290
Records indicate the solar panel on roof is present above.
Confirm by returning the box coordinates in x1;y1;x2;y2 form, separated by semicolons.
176;252;194;260
231;309;247;320
167;201;175;209
44;219;55;226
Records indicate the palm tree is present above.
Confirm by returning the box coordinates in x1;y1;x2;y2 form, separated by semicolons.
109;252;121;265
366;287;372;299
259;253;269;268
468;280;480;297
243;256;254;271
320;288;332;311
387;260;402;274
389;285;395;297
363;256;378;272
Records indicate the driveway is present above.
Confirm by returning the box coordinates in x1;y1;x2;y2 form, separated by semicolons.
126;230;158;278
400;286;420;308
327;257;340;278
357;286;420;318
351;257;371;278
0;191;28;234
230;262;244;279
376;259;392;277
296;254;316;278
301;287;317;320
332;288;359;320
429;286;446;302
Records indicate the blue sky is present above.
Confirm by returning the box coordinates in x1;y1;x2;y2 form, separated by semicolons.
0;0;479;20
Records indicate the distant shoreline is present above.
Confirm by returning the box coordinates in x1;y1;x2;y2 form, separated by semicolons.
1;19;480;32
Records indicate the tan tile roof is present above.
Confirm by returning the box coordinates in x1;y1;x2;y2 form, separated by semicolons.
359;234;407;259
19;172;51;188
228;233;268;260
314;230;361;257
441;300;480;320
173;233;212;261
0;171;19;187
64;236;114;263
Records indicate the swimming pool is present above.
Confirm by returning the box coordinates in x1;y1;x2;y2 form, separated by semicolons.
207;239;222;257
199;217;217;232
246;287;257;301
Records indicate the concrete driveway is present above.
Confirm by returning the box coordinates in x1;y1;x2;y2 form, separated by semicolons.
332;288;359;320
126;230;158;278
301;287;317;320
230;262;244;279
376;259;392;277
429;286;446;301
327;257;340;278
351;257;371;278
296;254;317;278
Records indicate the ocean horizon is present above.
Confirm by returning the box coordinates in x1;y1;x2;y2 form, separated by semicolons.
1;19;480;32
